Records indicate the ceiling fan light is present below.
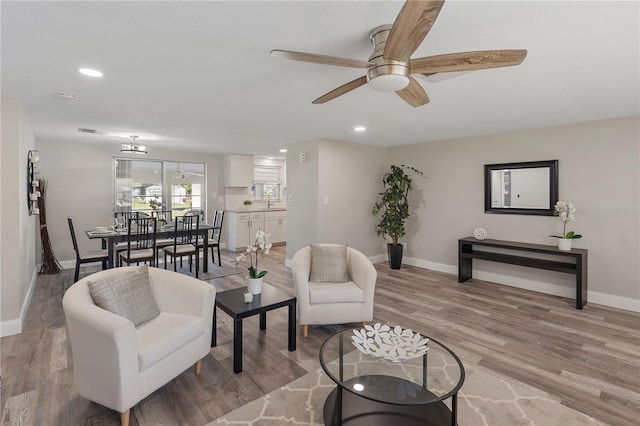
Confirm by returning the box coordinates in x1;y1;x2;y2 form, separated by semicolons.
368;74;409;92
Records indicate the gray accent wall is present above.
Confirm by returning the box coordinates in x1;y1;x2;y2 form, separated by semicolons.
388;115;639;306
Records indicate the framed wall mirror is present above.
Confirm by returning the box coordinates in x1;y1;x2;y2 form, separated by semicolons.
484;160;558;216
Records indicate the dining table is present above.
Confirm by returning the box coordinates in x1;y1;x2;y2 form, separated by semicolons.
85;224;219;271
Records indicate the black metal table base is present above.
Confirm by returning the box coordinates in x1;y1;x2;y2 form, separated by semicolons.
323;376;454;426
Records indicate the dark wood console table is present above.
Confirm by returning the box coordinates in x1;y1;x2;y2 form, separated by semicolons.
458;237;588;309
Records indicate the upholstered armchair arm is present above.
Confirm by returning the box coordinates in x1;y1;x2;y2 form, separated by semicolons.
149;267;216;352
150;268;216;318
62;287;139;413
348;248;378;304
292;246;312;308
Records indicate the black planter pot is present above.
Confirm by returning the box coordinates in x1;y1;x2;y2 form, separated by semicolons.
387;243;404;269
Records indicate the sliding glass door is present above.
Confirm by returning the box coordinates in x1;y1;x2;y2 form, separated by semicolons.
114;159;206;219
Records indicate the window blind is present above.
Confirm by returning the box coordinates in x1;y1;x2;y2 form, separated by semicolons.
254;165;281;183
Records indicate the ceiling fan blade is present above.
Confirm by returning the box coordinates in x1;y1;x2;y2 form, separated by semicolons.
396;76;430;107
410;49;528;74
384;0;445;62
270;49;372;69
312;76;368;104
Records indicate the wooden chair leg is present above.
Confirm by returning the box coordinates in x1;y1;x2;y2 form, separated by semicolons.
217;246;221;267
302;324;308;338
120;410;130;426
195;359;202;375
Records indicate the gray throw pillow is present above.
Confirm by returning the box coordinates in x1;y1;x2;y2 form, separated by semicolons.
88;265;160;327
309;244;349;283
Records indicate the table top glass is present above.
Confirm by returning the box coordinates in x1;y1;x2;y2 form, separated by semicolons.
319;325;465;406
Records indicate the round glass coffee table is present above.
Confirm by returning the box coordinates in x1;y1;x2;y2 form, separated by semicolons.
319;326;465;426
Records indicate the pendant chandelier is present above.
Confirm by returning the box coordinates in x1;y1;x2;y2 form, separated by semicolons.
121;135;147;154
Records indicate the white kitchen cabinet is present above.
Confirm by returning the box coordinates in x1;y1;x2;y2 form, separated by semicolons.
224;154;254;187
226;211;265;251
264;210;287;245
227;210;286;251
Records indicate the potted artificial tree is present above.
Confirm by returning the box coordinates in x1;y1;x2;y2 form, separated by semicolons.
372;164;423;269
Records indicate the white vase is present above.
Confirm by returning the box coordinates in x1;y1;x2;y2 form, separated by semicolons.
247;277;263;295
558;238;572;251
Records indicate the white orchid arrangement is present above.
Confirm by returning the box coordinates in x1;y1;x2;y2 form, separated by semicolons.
235;229;272;278
550;201;582;239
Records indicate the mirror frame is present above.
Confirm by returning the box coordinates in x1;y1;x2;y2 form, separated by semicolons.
484;160;559;216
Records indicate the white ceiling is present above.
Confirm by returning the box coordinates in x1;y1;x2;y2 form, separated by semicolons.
2;1;638;157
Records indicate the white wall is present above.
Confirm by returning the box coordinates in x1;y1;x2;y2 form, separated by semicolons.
285;140;320;259
35;139;225;265
388;116;639;310
285;138;387;260
1;97;38;336
317;139;387;256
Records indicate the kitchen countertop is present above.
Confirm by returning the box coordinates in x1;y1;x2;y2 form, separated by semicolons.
225;208;287;213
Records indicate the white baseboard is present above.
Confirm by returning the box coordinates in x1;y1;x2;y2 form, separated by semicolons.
386;255;640;313
0;265;38;337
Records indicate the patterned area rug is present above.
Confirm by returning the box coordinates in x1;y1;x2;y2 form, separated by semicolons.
208;363;604;426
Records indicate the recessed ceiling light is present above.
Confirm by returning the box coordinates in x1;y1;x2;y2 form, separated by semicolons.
279;149;287;153
354;126;366;132
267;157;275;160
78;68;103;77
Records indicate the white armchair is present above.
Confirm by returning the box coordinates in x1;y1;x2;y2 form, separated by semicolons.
62;266;216;426
292;244;377;337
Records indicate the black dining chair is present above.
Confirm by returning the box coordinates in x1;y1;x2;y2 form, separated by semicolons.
119;217;157;267
114;211;139;226
154;210;175;260
67;217;109;283
198;210;224;267
163;215;200;277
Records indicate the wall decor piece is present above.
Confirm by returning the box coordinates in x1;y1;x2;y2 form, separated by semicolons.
36;178;62;274
27;150;40;215
484;160;558;216
473;228;488;240
351;323;429;363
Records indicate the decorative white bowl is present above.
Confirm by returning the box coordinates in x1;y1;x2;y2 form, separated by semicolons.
473;228;487;240
351;323;429;363
95;226;109;232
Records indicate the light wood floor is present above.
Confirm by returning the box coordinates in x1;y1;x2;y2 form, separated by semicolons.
1;246;638;425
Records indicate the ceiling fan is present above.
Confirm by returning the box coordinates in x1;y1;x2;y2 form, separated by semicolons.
270;0;527;107
171;163;203;180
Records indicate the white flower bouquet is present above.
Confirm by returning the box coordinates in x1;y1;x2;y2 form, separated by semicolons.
549;201;582;239
235;229;272;278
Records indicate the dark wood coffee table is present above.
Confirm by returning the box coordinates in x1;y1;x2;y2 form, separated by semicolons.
212;283;296;373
